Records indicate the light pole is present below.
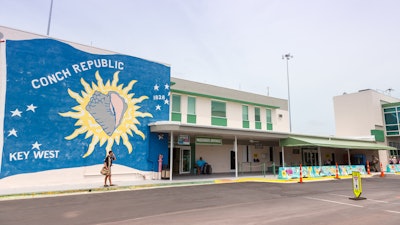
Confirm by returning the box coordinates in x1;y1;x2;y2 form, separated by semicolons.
47;0;54;36
282;53;293;132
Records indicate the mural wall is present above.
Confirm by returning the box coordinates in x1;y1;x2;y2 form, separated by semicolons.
0;39;170;179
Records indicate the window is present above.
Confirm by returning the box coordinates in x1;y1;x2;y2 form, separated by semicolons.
384;106;400;135
389;142;400;158
171;94;181;122
255;107;260;121
255;107;261;129
187;96;196;124
266;108;272;130
172;94;181;112
211;100;227;126
242;105;249;121
242;105;249;128
187;96;196;115
211;101;226;117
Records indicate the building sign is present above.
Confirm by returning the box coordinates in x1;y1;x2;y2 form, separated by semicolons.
177;135;190;145
0;39;170;178
195;137;222;145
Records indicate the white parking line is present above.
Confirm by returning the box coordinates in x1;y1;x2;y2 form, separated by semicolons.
385;210;400;214
304;196;363;208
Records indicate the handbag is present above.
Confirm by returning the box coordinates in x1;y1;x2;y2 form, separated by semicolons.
100;166;109;175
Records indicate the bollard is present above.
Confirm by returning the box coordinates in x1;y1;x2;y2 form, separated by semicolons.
366;160;371;175
299;164;303;183
380;162;385;177
335;162;340;179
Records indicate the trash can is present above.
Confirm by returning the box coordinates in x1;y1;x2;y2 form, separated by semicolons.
161;165;170;179
161;169;170;179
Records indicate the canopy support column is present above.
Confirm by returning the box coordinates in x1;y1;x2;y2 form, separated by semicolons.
169;131;174;181
318;147;322;166
281;146;285;167
347;148;351;166
234;136;238;178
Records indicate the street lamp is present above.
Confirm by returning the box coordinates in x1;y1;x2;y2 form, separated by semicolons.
47;0;54;36
282;53;293;132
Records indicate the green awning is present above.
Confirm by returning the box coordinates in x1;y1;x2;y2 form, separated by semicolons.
280;136;396;150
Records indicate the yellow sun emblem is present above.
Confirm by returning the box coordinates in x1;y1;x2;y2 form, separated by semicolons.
59;71;152;158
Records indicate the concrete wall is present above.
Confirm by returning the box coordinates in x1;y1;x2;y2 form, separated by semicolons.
334;89;400;137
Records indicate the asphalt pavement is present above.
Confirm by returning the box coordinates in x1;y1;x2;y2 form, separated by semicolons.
0;172;390;200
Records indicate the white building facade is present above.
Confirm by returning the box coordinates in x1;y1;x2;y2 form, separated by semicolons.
334;89;400;168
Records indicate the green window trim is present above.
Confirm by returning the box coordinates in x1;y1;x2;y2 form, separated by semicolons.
242;120;250;128
371;130;385;142
187;114;196;124
171;112;181;122
212;117;227;126
255;121;262;129
267;123;273;131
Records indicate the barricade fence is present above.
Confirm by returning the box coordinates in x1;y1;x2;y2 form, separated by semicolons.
278;165;367;179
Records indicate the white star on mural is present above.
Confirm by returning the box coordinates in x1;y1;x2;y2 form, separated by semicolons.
164;99;169;105
8;128;18;137
164;83;169;90
168;91;170;96
26;104;37;112
154;84;159;91
32;141;42;150
156;105;161;110
11;109;22;117
158;134;164;140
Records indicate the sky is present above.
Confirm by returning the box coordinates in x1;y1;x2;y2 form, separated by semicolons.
1;0;400;136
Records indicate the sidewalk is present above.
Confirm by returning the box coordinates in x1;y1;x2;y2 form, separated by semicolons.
0;172;280;199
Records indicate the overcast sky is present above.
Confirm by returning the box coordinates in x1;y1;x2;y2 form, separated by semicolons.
1;0;400;136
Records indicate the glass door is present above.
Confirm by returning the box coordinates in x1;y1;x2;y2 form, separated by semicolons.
180;148;191;174
302;148;318;166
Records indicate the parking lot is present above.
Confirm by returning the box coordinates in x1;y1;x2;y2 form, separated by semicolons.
1;175;399;225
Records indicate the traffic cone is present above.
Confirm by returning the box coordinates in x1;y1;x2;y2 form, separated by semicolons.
366;160;371;175
380;162;385;177
335;162;340;179
298;164;303;183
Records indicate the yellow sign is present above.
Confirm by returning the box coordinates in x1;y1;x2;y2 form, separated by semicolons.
352;171;362;198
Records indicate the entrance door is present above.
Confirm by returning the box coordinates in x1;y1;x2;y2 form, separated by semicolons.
230;151;236;170
302;148;318;166
180;148;191;174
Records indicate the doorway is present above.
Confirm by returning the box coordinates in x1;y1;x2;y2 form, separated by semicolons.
173;147;192;174
302;147;319;166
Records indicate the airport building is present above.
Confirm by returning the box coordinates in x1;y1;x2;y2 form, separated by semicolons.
0;26;397;187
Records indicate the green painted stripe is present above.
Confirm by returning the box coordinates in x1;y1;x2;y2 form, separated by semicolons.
382;102;400;108
171;89;280;109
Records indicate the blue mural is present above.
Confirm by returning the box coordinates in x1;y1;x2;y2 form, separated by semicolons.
1;39;170;178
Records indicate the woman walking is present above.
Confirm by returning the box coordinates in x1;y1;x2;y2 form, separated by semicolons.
104;150;116;187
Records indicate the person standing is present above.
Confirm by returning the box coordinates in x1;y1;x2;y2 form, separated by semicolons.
371;155;379;172
104;150;116;187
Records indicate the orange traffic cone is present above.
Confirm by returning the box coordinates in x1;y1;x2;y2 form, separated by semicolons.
299;164;303;183
366;160;371;175
380;162;385;177
335;162;340;179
